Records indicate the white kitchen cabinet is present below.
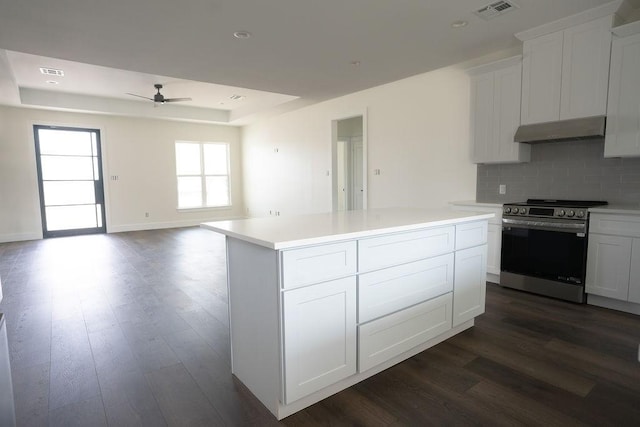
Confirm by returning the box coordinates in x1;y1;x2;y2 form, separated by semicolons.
450;202;502;282
282;277;356;404
204;210;491;420
453;244;488;327
628;239;640;304
521;31;564;124
486;223;501;277
520;16;613;125
585;234;632;300
604;22;640;158
469;56;530;164
586;213;640;307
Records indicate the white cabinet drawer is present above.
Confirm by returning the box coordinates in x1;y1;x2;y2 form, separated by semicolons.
589;214;640;238
281;241;357;289
358;227;454;273
455;221;488;250
358;292;452;372
358;253;454;323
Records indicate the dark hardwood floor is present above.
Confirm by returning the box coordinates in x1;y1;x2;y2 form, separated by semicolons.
1;227;639;426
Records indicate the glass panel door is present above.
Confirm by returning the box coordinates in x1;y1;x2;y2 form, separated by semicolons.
34;125;106;238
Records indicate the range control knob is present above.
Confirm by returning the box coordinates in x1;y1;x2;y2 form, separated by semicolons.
520;208;527;215
567;210;575;217
558;209;566;217
577;210;585;218
512;207;519;214
504;207;511;214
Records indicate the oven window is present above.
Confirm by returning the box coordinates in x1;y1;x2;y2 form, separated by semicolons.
501;228;587;284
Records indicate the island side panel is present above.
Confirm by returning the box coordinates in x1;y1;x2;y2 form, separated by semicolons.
227;236;280;415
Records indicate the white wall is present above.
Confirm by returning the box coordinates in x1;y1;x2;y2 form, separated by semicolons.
0;106;243;242
242;65;477;217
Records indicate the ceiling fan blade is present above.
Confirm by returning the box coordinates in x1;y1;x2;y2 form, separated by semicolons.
163;97;192;103
126;93;154;101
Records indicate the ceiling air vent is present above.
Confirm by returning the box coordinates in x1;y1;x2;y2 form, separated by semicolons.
229;94;245;100
39;67;64;77
475;1;519;20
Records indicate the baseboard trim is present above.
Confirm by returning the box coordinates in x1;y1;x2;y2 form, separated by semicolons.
0;231;43;243
587;294;640;316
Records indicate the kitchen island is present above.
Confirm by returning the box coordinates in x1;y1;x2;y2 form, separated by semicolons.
202;208;493;419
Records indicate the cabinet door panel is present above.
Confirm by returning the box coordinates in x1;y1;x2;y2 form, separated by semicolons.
628;239;640;304
585;234;631;300
521;31;563;124
471;73;495;163
358;292;452;372
487;223;502;276
282;277;356;404
453;245;487;327
358;253;454;323
605;32;640;157
560;16;611;120
494;62;527;161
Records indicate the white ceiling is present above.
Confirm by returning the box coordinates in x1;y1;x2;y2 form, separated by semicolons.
0;0;637;125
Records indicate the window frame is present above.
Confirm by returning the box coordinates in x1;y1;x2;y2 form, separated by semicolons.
175;140;232;210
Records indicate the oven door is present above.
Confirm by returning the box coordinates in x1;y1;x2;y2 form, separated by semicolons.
501;218;588;285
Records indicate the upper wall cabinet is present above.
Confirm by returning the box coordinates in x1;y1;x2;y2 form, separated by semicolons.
520;16;614;125
605;21;640;158
468;56;530;164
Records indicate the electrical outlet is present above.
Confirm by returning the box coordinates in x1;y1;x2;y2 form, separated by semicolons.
145;212;149;218
499;184;506;195
374;169;381;175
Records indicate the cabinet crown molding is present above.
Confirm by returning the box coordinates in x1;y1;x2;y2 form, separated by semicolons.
466;55;522;75
612;19;640;37
515;0;623;41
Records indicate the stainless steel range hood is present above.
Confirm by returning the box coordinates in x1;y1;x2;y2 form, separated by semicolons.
514;116;606;144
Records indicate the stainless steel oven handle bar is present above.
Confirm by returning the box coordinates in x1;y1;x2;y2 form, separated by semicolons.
502;218;587;234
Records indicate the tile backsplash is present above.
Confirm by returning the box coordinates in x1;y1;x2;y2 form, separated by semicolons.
476;139;640;205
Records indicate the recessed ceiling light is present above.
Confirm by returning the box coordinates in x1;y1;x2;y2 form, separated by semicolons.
233;31;251;39
451;20;468;28
45;80;59;84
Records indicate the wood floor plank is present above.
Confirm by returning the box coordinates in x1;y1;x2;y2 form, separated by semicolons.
466;380;586;427
448;328;596;397
145;363;225;426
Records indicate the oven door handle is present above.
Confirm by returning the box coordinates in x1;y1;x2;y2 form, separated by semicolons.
502;218;587;234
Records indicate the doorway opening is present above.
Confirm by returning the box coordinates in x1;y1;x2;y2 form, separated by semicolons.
332;114;367;211
34;125;106;238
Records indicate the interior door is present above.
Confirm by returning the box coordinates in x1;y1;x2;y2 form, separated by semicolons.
34;125;106;238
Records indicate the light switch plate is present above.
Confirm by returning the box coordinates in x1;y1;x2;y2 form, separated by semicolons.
499;184;506;195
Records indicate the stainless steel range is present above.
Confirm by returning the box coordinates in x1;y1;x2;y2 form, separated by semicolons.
500;199;607;303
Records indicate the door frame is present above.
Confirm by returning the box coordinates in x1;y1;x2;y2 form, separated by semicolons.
331;110;368;212
33;124;107;238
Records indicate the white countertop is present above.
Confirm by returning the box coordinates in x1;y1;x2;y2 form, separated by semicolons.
201;208;494;250
449;200;503;209
589;205;640;216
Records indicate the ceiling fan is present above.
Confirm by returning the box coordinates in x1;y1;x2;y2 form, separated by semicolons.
126;84;192;105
